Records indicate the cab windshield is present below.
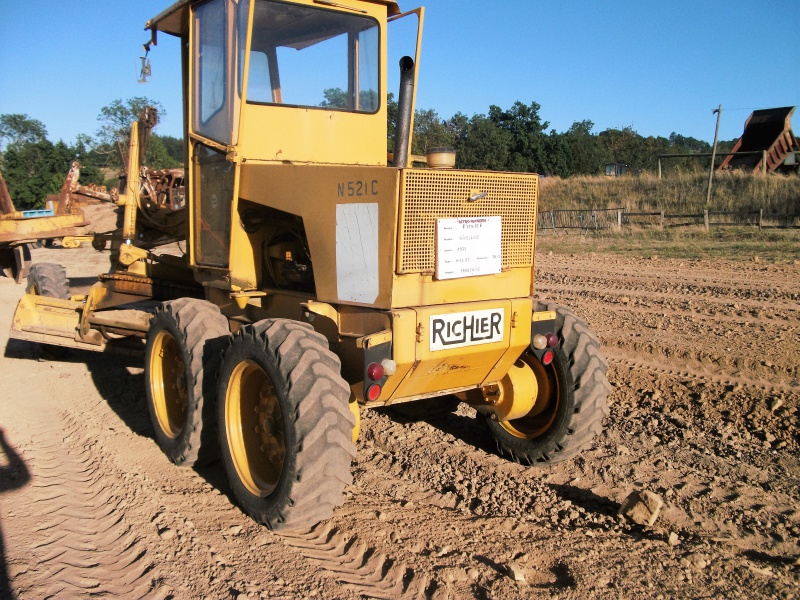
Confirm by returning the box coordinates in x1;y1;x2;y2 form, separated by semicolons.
246;0;380;112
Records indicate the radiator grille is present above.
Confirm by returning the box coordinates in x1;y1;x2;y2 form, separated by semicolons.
398;170;538;274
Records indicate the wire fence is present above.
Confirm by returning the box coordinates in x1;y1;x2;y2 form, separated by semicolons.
537;208;800;233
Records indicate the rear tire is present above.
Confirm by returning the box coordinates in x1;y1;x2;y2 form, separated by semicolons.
217;319;356;531
484;302;610;465
144;298;230;466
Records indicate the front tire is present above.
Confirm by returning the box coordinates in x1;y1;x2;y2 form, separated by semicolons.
144;298;230;466
25;263;70;359
217;319;356;531
484;302;610;465
26;263;69;299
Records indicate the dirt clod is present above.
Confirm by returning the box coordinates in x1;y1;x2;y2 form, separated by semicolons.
619;490;664;526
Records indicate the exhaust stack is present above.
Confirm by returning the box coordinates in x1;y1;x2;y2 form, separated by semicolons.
392;56;415;169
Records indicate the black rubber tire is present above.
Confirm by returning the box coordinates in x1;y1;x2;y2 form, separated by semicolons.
26;263;70;298
144;298;231;467
484;302;611;465
217;319;356;531
390;395;461;421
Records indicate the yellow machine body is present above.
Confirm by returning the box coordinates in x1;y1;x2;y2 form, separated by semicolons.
11;0;546;410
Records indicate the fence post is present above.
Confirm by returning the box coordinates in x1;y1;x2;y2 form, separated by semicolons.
617;209;622;230
704;209;709;231
762;150;767;175
759;208;763;230
551;211;556;235
658;158;662;180
660;211;664;231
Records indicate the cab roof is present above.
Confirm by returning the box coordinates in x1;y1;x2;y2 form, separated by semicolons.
146;0;401;37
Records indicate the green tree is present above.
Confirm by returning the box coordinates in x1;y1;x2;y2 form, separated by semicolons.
598;126;644;169
563;120;610;175
144;135;181;169
320;88;379;112
661;132;713;173
95;97;174;171
451;114;512;171
0;114;47;152
158;135;185;166
542;129;570;177
96;97;166;146
411;108;454;155
669;132;710;153
716;139;737;154
488;101;549;172
71;134;105;186
387;92;398;152
2;140;73;209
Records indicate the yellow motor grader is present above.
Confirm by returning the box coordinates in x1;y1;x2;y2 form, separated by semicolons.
10;0;610;531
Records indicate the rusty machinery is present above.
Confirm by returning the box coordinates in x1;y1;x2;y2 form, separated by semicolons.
0;170;88;282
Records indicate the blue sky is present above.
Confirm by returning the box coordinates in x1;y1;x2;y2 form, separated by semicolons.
1;0;797;146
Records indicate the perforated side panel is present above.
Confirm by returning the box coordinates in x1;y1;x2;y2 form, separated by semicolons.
398;170;538;274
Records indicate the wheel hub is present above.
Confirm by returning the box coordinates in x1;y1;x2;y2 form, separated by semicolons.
226;360;285;498
499;352;560;439
150;330;187;439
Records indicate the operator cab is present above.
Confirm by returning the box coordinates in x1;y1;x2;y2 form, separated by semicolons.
146;0;418;278
147;0;409;165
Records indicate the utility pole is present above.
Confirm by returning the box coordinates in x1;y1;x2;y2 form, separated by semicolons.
706;105;722;206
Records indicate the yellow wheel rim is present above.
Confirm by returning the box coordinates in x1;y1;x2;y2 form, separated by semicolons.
149;329;187;439
499;353;560;439
225;360;285;497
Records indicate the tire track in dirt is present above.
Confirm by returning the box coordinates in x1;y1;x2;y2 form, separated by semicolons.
539;271;798;300
585;301;799;329
536;258;798;300
600;338;796;389
274;425;505;599
536;263;800;388
46;357;393;599
280;523;433;599
6;416;165;599
605;354;797;395
537;281;800;320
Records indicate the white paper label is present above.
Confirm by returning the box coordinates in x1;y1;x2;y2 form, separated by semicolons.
429;308;505;351
436;216;502;280
336;203;379;303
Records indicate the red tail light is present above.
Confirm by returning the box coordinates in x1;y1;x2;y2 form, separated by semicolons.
366;383;382;401
367;362;384;381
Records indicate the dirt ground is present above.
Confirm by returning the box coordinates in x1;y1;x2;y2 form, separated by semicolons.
0;243;798;599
